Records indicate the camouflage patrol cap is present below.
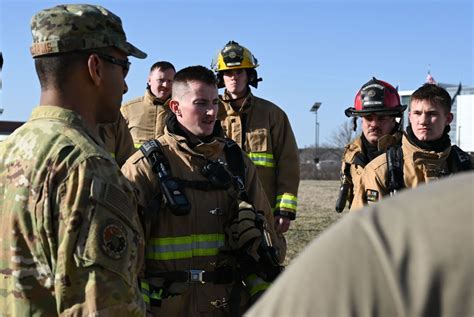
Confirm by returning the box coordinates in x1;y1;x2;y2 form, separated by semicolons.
30;4;147;59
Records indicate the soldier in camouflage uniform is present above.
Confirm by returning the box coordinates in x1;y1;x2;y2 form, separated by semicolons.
0;4;147;316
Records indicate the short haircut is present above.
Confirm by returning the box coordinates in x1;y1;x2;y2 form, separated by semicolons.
411;83;452;113
34;47;113;90
172;65;217;98
150;61;175;73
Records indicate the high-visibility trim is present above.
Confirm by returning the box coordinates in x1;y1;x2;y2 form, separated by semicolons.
275;193;297;212
134;143;142;149
146;234;225;261
151;289;163;301
140;281;150;304
248;152;275;168
245;274;271;297
109;152;116;158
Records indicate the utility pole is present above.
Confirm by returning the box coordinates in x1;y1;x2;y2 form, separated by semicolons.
310;102;322;163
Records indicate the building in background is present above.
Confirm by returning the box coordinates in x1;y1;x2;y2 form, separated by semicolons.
398;72;473;153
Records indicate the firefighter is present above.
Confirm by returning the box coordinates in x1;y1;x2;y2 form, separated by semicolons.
121;66;285;316
336;77;406;212
212;41;299;234
352;83;472;209
122;61;176;148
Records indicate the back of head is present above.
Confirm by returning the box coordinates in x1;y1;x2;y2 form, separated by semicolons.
30;4;146;90
411;83;451;113
172;65;217;98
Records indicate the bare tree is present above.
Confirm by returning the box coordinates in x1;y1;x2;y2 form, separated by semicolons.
325;119;360;148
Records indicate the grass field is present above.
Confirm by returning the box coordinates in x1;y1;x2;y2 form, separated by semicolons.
284;180;344;265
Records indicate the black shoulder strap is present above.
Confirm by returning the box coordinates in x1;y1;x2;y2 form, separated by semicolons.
386;146;405;195
140;139;166;174
448;145;472;172
223;138;247;199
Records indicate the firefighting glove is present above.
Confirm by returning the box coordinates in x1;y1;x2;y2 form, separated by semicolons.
225;200;262;262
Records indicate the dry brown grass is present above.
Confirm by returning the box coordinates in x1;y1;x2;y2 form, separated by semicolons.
284;180;344;266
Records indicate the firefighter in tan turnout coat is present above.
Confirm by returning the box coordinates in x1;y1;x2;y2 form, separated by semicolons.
213;41;299;234
122;61;176;148
336;78;406;212
122;66;285;316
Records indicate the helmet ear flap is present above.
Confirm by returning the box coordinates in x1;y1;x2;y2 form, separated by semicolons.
247;68;262;89
216;72;225;89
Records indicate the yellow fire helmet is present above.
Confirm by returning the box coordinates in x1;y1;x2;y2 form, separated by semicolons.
213;41;258;71
212;41;262;88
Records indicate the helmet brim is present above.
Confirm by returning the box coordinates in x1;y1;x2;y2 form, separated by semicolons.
345;104;407;117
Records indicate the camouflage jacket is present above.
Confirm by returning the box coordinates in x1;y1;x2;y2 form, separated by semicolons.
0;106;145;316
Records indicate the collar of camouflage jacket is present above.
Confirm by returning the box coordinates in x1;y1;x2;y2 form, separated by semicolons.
30;105;104;146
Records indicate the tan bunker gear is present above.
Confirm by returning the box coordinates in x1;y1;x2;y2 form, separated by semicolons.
122;119;285;316
219;92;300;220
121;89;173;148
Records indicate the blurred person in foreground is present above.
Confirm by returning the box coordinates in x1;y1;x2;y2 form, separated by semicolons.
247;171;474;317
0;4;146;315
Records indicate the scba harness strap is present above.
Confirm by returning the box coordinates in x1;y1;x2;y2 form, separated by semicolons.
140;138;247;215
386;144;472;195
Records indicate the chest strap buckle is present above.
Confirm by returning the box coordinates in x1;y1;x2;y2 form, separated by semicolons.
188;270;205;284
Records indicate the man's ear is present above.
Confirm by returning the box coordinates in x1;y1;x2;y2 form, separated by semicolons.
87;54;103;86
446;112;453;125
169;99;181;116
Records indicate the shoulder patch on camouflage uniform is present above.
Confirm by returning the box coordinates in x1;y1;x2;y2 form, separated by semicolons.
365;189;379;202
101;219;128;260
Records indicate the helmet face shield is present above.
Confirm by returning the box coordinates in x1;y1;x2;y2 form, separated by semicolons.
222;44;245;67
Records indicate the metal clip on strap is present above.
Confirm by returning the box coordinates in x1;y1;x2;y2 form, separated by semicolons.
188;270;205;284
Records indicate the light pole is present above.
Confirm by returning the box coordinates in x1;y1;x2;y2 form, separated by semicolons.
310;102;322;150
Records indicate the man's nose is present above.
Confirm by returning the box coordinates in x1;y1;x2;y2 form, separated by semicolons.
123;81;128;95
206;106;217;115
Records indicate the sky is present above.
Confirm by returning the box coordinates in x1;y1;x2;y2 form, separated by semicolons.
0;0;472;148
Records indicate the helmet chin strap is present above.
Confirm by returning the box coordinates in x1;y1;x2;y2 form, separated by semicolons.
224;87;251;103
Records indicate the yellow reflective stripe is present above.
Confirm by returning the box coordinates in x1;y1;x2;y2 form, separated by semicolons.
151;289;163;300
245;274;271;296
275;193;297;211
248;152;275;168
109;152;116;158
140;281;150;291
134;143;142;149
147;234;225;261
140;281;150;304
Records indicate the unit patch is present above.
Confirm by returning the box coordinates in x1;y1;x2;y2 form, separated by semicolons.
101;220;127;260
366;189;379;202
